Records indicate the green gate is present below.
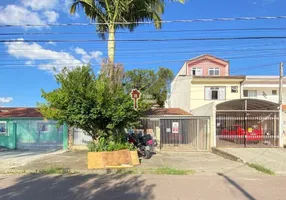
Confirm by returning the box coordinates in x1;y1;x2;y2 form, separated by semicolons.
16;120;63;150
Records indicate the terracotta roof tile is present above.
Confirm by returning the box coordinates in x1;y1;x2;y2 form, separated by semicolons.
0;108;43;118
144;108;191;116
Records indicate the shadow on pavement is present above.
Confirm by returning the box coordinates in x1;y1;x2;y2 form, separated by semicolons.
217;173;256;200
0;173;155;200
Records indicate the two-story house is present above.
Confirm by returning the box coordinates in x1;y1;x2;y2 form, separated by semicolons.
168;54;244;112
167;54;284;148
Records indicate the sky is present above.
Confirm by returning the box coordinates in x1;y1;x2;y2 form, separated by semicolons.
0;0;286;106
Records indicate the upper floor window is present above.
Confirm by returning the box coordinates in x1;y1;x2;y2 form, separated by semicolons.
0;121;7;135
205;87;226;100
191;68;202;76
208;68;220;76
243;90;257;98
272;90;277;95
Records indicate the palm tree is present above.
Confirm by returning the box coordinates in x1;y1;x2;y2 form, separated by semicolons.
70;0;184;77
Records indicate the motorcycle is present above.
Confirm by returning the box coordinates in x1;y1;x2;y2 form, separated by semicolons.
127;131;154;159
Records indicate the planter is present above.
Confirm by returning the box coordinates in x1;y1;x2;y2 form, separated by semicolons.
88;149;140;169
130;150;140;166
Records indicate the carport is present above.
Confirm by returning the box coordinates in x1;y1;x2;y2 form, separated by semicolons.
216;99;281;148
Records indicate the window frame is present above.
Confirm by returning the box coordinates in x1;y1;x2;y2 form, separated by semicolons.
208;68;220;76
231;86;238;93
191;67;202;76
0;121;8;136
205;86;226;100
272;90;278;95
243;90;258;98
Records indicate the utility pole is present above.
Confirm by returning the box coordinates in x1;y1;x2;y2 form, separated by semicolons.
278;62;284;147
279;62;284;107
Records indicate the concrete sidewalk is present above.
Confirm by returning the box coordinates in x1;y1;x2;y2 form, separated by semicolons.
14;150;262;176
0;150;66;171
217;148;286;175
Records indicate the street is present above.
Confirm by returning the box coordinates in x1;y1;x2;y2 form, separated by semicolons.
0;174;285;200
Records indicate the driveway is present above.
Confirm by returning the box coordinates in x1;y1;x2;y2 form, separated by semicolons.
17;150;262;176
218;148;286;175
0;150;65;171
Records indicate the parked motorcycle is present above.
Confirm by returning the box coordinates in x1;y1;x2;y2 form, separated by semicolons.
127;131;154;159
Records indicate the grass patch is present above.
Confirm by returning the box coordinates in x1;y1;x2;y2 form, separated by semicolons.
246;163;275;175
37;167;76;175
115;167;194;175
153;167;194;175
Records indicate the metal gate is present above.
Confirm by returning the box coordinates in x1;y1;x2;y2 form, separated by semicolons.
73;128;92;145
216;111;280;148
160;117;210;151
16;120;63;150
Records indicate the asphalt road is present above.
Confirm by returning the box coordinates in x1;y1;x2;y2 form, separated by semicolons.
0;174;285;200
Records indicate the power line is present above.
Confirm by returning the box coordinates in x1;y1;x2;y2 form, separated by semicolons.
1;15;286;27
2;36;286;43
1;27;286;35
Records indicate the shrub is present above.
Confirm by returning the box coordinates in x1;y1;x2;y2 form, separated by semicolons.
87;137;136;152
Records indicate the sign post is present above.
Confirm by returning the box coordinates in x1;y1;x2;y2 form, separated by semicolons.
130;89;141;110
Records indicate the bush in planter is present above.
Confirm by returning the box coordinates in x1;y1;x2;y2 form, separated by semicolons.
87;137;136;152
87;138;139;169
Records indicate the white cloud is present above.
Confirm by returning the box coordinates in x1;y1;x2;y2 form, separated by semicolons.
0;97;13;104
0;5;46;27
5;38;82;73
25;60;35;66
0;4;60;28
5;39;103;74
43;11;59;23
20;0;59;11
74;47;103;63
47;41;57;46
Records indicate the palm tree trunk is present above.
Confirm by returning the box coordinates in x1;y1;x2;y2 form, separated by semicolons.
108;24;115;78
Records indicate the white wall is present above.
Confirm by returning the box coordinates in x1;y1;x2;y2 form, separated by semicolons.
242;87;286;104
169;75;191;112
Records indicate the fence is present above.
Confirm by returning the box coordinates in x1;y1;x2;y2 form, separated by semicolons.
73;128;92;146
216;111;280;148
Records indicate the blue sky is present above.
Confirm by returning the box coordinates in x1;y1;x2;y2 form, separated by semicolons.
0;0;285;106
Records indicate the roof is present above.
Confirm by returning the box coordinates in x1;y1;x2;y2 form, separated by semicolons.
186;54;229;65
217;99;279;111
0;108;43;118
143;108;191;116
193;75;245;79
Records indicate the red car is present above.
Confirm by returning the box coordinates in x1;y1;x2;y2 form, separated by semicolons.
220;125;262;143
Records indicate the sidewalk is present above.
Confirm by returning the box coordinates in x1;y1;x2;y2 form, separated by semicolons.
12;150;263;176
217;148;286;175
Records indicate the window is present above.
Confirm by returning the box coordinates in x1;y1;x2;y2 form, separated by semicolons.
243;90;257;98
231;86;238;93
272;90;277;95
38;123;49;132
0;121;7;135
205;87;226;100
191;68;202;76
208;68;220;76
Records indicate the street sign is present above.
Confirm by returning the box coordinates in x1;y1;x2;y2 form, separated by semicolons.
130;89;141;110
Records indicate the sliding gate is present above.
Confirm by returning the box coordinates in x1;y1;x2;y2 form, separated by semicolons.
216;99;280;148
160;117;210;151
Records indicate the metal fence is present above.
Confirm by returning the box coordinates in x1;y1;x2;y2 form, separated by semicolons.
73;128;92;145
216;111;280;148
16;120;63;150
160;117;210;151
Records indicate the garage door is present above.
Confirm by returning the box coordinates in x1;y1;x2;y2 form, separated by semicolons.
16;120;63;150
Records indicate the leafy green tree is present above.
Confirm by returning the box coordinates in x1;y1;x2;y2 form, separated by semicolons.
124;67;174;107
39;65;142;141
69;0;184;77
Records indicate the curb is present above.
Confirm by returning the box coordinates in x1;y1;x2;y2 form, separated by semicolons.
0;169;122;175
211;147;244;163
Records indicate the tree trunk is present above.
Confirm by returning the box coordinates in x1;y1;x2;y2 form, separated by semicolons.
108;24;115;78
